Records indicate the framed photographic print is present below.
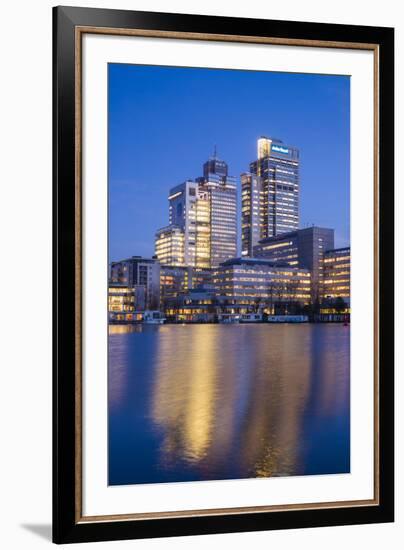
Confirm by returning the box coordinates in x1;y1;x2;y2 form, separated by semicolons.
53;5;394;544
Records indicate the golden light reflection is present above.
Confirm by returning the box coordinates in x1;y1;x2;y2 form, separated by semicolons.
150;325;317;478
109;324;349;482
108;324;144;335
232;327;312;477
152;326;219;464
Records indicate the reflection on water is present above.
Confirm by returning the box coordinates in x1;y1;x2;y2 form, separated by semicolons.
108;324;350;485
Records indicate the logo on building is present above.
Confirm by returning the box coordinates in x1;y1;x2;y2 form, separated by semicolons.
271;144;289;154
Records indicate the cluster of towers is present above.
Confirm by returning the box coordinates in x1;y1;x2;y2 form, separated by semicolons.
110;136;350;321
155;136;300;268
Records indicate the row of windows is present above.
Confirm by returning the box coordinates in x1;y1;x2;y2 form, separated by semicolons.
323;278;350;284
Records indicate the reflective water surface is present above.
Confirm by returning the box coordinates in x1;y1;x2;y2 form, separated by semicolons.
108;324;350;485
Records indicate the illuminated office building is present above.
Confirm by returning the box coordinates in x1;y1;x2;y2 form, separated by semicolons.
159;265;212;306
213;257;311;308
254;226;334;301
155;180;210;269
155;226;185;267
110;256;160;310
160;265;191;305
241;136;299;256
108;283;145;322
194;189;211;268
321;247;351;306
165;180;198;267
196;152;238;268
241;172;261;257
155;153;237;269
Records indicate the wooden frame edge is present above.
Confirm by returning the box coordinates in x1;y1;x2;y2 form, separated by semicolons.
75;25;83;524
76;25;380;51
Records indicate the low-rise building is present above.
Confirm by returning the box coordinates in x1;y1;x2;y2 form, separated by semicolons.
108;283;145;323
213;257;311;314
164;288;269;323
160;265;213;307
160;266;191;305
110;256;160;310
321;247;350;308
253;226;334;302
165;288;218;323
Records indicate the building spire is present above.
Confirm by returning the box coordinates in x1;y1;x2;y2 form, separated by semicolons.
213;144;217;159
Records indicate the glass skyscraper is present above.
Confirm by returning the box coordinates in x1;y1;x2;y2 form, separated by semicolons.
242;136;300;257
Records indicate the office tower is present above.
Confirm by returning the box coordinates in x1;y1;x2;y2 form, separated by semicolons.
155;153;237;269
252;136;300;237
196;152;238;268
110;256;161;310
241;136;299;256
167;180;198;267
155;180;207;268
254;226;334;302
321;247;351;306
241;172;262;257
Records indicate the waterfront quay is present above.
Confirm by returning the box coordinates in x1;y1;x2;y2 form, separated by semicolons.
108;255;349;325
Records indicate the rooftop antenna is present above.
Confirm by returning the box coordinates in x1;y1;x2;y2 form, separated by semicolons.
213;144;217;158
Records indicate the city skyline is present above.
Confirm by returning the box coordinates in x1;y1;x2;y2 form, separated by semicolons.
109;64;350;262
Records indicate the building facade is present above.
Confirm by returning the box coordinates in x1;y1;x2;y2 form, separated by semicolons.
155;226;185;267
321;247;351;306
166;180;199;267
194;189;211;268
110;256;160;310
241;136;300;256
108;283;145;323
164;288;218;323
196;154;238;268
254;226;334;302
160;265;213;305
241;172;261;258
213;257;311;313
155;154;237;269
160;266;191;305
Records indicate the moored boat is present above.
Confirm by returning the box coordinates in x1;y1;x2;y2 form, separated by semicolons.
266;315;308;323
143;310;166;324
218;313;240;324
240;313;263;323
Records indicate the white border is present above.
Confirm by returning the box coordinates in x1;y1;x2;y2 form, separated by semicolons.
82;34;374;517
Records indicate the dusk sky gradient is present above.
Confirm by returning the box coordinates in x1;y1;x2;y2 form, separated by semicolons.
109;64;350;261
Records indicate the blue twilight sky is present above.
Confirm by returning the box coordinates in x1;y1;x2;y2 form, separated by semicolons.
109;64;350;262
